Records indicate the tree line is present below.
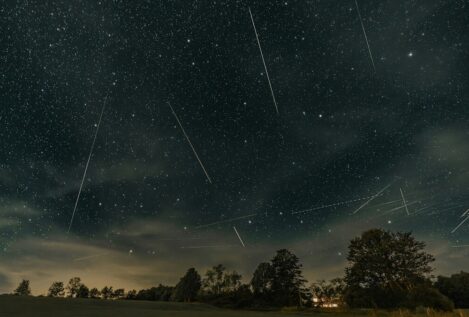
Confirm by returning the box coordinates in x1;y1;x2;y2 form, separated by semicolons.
12;229;469;311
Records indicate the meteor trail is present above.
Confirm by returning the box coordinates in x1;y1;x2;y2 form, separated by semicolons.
233;226;246;247
195;213;257;229
167;102;212;184
292;194;384;215
451;244;469;248
451;215;469;234
354;0;376;72
73;252;109;262
400;188;410;215
380;200;419;215
352;182;393;214
180;245;237;249
460;208;469;218
248;7;279;114
68;95;108;233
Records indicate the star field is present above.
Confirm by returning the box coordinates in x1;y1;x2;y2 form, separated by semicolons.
0;0;468;294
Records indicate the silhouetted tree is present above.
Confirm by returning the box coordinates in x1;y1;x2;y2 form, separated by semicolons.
135;285;173;301
66;277;83;298
172;268;201;302
223;271;242;292
435;271;469;308
251;262;273;296
153;285;173;301
89;288;100;299
203;264;226;295
270;249;309;307
77;284;89;298
14;280;31;296
344;229;441;309
126;289;137;299
113;288;125;299
47;281;64;297
202;264;243;296
101;286;113;299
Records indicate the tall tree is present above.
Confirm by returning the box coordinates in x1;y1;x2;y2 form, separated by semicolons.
172;268;202;302
270;249;309;306
89;288;101;299
126;289;137;300
14;280;31;296
251;262;273;296
77;284;89;298
113;288;125;299
344;229;435;308
223;271;242;292
66;277;83;298
47;281;65;297
203;264;226;295
101;286;114;299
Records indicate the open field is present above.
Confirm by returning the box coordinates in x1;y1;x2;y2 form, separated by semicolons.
0;296;467;317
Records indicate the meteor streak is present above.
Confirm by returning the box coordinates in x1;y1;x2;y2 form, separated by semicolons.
380;200;419;215
400;188;410;215
180;245;237;249
233;226;246;247
354;0;376;72
195;213;257;229
68;95;108;233
292;194;384;215
352;182;393;214
73;252;109;262
461;208;469;218
451;214;469;234
168;102;212;184
248;7;279;114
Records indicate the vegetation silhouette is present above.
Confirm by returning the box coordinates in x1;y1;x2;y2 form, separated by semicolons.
10;229;468;311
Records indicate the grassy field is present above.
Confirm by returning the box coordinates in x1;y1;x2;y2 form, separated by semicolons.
0;296;467;317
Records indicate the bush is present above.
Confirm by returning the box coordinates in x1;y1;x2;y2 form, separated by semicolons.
407;285;454;311
344;285;453;311
344;286;407;309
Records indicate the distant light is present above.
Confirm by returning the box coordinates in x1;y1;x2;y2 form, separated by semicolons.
408;52;413;57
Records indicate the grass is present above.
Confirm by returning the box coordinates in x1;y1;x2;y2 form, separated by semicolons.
0;296;467;317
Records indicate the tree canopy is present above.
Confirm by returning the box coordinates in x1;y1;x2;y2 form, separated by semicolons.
14;280;31;296
66;277;83;298
344;228;451;310
172;268;201;302
47;281;64;297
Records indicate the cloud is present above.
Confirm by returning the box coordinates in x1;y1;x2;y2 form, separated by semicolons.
1;202;466;296
0;272;12;294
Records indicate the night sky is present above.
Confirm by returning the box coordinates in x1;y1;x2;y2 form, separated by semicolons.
1;0;468;294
